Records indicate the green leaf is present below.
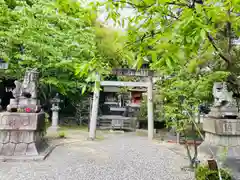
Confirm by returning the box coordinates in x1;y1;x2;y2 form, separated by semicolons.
200;29;205;40
165;58;172;70
151;51;157;62
81;85;87;94
134;54;143;69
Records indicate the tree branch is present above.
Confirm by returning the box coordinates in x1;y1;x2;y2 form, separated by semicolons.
167;2;189;7
207;33;231;67
227;8;232;63
112;0;189;9
167;12;180;20
112;1;154;9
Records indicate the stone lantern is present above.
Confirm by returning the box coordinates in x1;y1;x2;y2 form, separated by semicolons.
48;93;61;131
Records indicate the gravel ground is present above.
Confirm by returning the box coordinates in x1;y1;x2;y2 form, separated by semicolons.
0;133;194;180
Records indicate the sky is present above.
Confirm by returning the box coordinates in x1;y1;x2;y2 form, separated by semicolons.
98;8;134;29
86;0;134;29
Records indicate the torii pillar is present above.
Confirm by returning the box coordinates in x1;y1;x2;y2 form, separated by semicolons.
147;76;154;140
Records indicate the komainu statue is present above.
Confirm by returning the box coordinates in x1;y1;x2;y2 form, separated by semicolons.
209;82;238;118
7;68;41;113
21;68;38;99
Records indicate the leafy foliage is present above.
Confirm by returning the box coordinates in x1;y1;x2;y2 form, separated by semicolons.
58;131;66;138
0;0;131;106
97;0;240;77
159;70;229;127
95;23;133;68
97;0;240;129
137;95;164;122
0;0;97;98
195;165;232;180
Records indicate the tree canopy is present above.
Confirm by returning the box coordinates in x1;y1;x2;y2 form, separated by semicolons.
0;0;131;102
100;0;240;73
96;0;240;102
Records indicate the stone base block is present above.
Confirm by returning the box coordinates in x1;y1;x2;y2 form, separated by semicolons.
198;133;240;160
0;132;45;156
198;132;240;179
0;142;54;162
199;117;240;159
0;112;46;157
203;117;240;135
0;112;45;130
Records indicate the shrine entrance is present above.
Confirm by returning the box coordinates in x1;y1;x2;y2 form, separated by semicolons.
89;68;154;140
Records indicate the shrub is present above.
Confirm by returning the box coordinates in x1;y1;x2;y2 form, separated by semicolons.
58;131;66;138
45;113;49;124
195;165;232;180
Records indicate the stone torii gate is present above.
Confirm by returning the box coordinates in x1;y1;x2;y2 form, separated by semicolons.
89;68;154;140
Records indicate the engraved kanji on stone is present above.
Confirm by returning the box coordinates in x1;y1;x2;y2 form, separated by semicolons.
7;116;21;129
223;121;233;133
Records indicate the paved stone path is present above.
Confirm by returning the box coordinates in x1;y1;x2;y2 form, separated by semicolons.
0;133;194;180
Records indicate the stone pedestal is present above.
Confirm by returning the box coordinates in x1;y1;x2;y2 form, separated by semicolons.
0;112;45;156
198;117;240;177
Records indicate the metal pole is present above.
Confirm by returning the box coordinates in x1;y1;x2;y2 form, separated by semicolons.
89;73;100;140
147;76;154;140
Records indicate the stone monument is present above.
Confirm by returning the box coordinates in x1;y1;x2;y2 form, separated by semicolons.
198;82;240;173
0;69;45;157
